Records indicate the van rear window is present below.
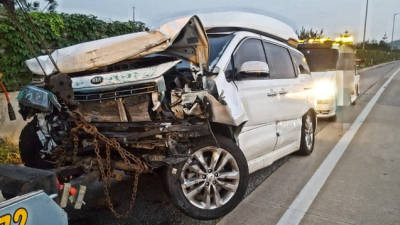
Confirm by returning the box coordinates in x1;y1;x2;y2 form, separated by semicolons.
299;48;339;72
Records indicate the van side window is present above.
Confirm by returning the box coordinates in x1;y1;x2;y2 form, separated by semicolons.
290;51;311;75
231;39;267;80
263;42;296;79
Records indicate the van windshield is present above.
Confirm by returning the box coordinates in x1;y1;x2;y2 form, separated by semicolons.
145;34;234;73
299;48;339;72
208;34;234;70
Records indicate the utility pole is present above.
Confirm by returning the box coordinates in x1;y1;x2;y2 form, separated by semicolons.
132;7;135;22
362;0;369;50
391;13;400;51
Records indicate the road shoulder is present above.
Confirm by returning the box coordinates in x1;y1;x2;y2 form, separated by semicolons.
300;67;400;225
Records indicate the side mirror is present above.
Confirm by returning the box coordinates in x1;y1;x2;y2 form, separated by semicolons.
239;61;270;75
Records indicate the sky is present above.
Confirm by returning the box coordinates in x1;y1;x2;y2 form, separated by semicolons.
37;0;400;43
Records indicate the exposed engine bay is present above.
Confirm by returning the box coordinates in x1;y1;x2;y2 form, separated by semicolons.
72;56;211;123
18;54;223;170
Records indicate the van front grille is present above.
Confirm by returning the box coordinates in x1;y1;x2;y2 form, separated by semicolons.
74;83;157;102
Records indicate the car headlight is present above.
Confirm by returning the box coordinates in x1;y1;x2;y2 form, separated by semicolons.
17;85;53;112
314;82;336;99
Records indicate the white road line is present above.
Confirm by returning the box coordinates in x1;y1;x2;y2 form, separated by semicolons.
277;67;400;225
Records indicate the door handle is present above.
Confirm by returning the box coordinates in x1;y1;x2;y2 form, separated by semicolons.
279;89;288;95
267;90;278;97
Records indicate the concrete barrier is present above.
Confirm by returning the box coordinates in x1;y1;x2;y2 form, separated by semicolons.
0;92;28;143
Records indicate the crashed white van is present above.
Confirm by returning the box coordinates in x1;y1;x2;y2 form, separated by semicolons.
22;12;316;220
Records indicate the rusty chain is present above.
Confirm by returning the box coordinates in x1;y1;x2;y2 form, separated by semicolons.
55;139;68;166
72;133;79;165
67;110;144;218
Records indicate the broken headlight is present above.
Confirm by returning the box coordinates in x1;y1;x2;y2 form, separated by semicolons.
17;85;56;112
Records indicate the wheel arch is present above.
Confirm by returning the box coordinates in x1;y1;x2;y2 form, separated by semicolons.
210;122;235;143
209;122;247;144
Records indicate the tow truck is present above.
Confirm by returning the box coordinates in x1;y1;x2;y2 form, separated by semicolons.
0;164;73;225
1;74;71;225
298;34;360;118
0;163;90;225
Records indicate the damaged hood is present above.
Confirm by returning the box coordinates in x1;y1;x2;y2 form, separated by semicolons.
26;16;209;75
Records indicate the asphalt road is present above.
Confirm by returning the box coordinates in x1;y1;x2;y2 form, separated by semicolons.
299;63;400;225
67;61;400;225
218;61;400;225
317;62;400;131
66;150;291;225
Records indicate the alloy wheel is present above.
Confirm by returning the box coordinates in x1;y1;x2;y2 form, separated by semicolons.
180;147;240;210
305;114;314;150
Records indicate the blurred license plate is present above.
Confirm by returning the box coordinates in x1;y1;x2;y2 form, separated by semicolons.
0;207;28;225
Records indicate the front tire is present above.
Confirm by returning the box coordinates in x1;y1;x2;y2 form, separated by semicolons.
297;112;315;155
166;135;248;220
19;118;52;169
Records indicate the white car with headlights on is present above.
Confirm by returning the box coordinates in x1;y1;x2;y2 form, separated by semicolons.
298;40;360;118
312;70;337;117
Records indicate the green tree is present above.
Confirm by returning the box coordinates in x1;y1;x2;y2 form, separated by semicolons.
378;33;390;51
40;0;57;12
295;27;324;40
18;0;58;13
0;10;148;90
355;33;392;51
0;4;6;16
19;0;40;11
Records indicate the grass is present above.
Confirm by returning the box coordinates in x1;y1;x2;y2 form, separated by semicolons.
0;136;22;164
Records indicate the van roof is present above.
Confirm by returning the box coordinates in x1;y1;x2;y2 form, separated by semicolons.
26;12;299;75
198;12;299;47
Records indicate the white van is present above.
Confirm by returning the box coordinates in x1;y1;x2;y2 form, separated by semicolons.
22;12;316;220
